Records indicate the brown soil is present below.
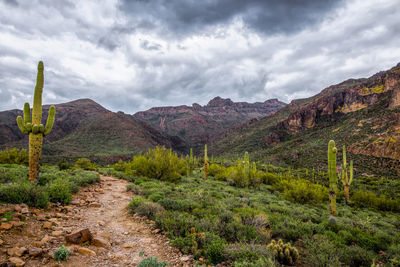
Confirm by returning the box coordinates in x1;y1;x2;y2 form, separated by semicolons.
0;175;186;266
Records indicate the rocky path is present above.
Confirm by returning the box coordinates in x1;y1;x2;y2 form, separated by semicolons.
0;174;185;266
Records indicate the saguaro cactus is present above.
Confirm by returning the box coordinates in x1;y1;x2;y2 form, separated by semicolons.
244;152;250;179
328;140;337;219
204;145;208;180
16;61;56;181
340;145;353;205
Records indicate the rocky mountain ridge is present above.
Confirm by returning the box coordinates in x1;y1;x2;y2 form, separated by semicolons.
134;97;286;150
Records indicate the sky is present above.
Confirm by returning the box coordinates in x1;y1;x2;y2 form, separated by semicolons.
0;0;400;114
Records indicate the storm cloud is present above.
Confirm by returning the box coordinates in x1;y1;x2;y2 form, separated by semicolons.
0;0;399;113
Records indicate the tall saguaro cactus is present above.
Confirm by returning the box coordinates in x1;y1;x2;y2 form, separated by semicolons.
204;144;208;180
16;61;56;181
328;140;338;219
340;145;353;205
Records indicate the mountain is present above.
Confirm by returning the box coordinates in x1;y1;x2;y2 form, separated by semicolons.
0;99;182;163
134;97;286;151
211;63;400;178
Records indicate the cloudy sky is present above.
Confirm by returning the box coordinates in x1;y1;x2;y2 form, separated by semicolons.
0;0;399;113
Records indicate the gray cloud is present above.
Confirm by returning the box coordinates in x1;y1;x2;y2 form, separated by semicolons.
119;0;343;37
0;0;399;115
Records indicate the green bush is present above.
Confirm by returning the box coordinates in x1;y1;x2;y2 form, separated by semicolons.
54;245;70;261
273;178;329;205
137;256;168;267
48;180;72;205
0;148;28;164
75;158;96;170
0;182;49;208
352;190;400;212
126;147;186;182
134;202;165;220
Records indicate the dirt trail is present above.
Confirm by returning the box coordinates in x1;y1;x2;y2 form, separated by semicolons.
0;175;184;267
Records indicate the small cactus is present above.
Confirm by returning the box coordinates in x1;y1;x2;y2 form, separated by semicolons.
16;61;55;181
267;239;299;265
204;145;208;180
244;151;250;179
340;145;353;205
328;140;337;217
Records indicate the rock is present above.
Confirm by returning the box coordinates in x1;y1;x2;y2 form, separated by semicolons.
88;202;101;208
8;257;24;267
0;223;13;230
36;215;46;221
21;208;28;215
51;230;63;237
56;213;64;218
180;255;192;262
77;247;96;256
80;200;86;206
0;208;7;215
71;199;80;205
0;261;16;267
42;222;52;229
10;221;23;227
152;229;161;234
67;212;73;217
0;239;3;245
28;248;43;257
7;247;27;257
97;221;105;226
14;205;22;212
122;243;134;249
48;218;58;224
65;228;93;244
92;237;111;248
1;218;7;222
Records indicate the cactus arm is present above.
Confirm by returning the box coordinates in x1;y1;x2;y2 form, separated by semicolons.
43;105;56;136
16;116;28;134
23;102;31;124
32;61;44;125
349;160;353;185
342;145;347;167
32;124;40;134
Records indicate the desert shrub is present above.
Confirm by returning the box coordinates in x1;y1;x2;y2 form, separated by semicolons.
54;245;70;261
158;198;181;211
0;165;28;183
303;237;341;267
273;178;328;205
126;147;186;182
126;184;144;195
205;234;226;264
129;196;146;212
233;257;275;267
137;256;168;267
134;202;165;220
0;182;48;208
352;190;400;212
224;243;274;264
48;180;72;205
57;160;72;170
157;211;196;238
0;148;28;164
111;159;127;172
75;158;96;170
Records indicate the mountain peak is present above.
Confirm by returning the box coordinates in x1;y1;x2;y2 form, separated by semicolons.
206;96;234;107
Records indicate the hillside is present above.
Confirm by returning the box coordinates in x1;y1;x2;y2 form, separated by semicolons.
0;99;183;163
211;63;400;178
134;97;286;151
